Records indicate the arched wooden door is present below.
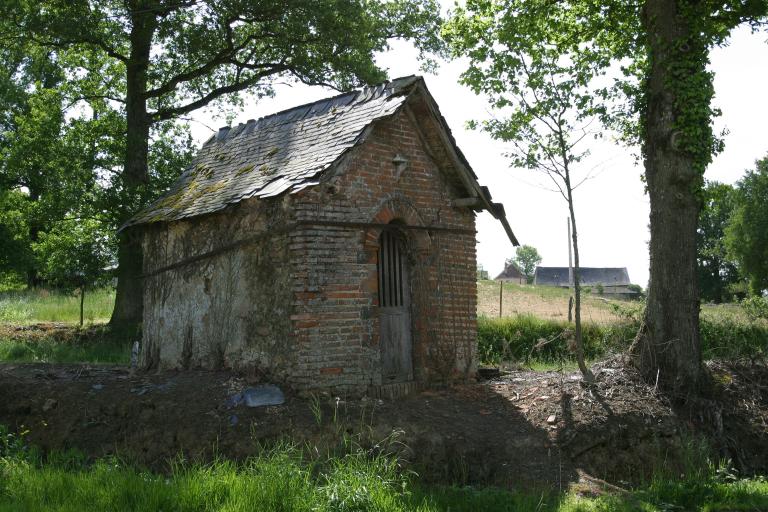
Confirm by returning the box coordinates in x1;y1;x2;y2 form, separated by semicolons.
377;229;413;382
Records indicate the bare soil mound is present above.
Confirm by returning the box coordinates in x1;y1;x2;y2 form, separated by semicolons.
1;358;766;489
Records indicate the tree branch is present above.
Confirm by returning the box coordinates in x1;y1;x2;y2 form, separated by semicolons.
150;67;287;121
64;94;126;110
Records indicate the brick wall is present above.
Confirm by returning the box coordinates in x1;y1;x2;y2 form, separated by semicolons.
288;107;478;395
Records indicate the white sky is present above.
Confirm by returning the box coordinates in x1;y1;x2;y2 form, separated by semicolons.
188;24;768;289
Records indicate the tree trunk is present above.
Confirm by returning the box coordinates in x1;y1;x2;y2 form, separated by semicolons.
109;3;155;327
565;175;594;383
631;0;704;396
25;188;42;288
80;285;85;327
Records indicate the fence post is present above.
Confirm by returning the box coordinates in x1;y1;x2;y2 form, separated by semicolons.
499;280;503;318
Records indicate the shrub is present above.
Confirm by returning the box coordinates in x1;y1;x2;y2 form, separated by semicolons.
477;314;635;364
700;316;767;360
742;295;768;322
627;283;645;298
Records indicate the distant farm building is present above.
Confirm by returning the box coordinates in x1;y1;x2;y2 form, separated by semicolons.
123;76;517;397
533;267;638;299
495;261;525;284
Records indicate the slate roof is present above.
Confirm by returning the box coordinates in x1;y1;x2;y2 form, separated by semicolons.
495;261;524;280
533;267;632;287
123;76;517;245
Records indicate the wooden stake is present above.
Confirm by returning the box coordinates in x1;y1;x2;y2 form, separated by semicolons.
499;280;503;318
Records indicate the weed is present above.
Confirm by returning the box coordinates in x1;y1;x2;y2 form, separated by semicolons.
477;314;634;365
742;296;768;322
309;394;324;427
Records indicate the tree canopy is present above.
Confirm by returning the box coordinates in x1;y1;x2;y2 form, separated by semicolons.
3;0;444;324
509;245;542;283
697;181;742;303
727;155;768;295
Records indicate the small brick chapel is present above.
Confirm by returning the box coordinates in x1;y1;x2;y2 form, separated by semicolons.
123;76;518;396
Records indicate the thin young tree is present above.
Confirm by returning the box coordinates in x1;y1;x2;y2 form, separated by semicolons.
445;16;604;382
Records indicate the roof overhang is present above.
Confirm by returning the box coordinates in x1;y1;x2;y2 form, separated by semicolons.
405;79;519;246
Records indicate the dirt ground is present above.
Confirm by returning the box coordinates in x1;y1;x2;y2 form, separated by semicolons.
1;357;766;489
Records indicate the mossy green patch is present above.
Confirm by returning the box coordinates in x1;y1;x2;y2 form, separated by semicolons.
195;164;214;179
236;164;255;176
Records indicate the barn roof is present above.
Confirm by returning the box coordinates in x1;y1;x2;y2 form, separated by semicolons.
495;261;524;280
533;267;631;287
122;76;517;244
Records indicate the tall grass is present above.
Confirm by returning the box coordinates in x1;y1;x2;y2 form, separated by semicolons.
477;314;635;365
0;288;115;324
0;334;131;364
478;313;768;366
0;324;134;364
700;317;768;360
1;425;767;512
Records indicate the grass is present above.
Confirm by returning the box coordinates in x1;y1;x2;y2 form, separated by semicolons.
477;314;636;366
0;285;764;367
0;288;115;325
0;289;131;364
1;426;766;512
477;280;624;325
478;279;765;327
0;324;133;364
478;312;768;366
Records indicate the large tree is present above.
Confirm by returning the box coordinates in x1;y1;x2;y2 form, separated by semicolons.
6;0;442;326
0;46;104;286
510;245;542;284
0;12;194;290
445;0;767;395
631;0;765;396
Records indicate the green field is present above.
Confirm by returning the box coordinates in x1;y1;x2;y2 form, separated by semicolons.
1;429;767;512
0;326;131;364
476;281;767;366
0;286;766;366
0;288;115;325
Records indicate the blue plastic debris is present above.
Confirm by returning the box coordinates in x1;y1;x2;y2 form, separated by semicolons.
229;414;238;426
226;385;285;408
243;385;285;407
